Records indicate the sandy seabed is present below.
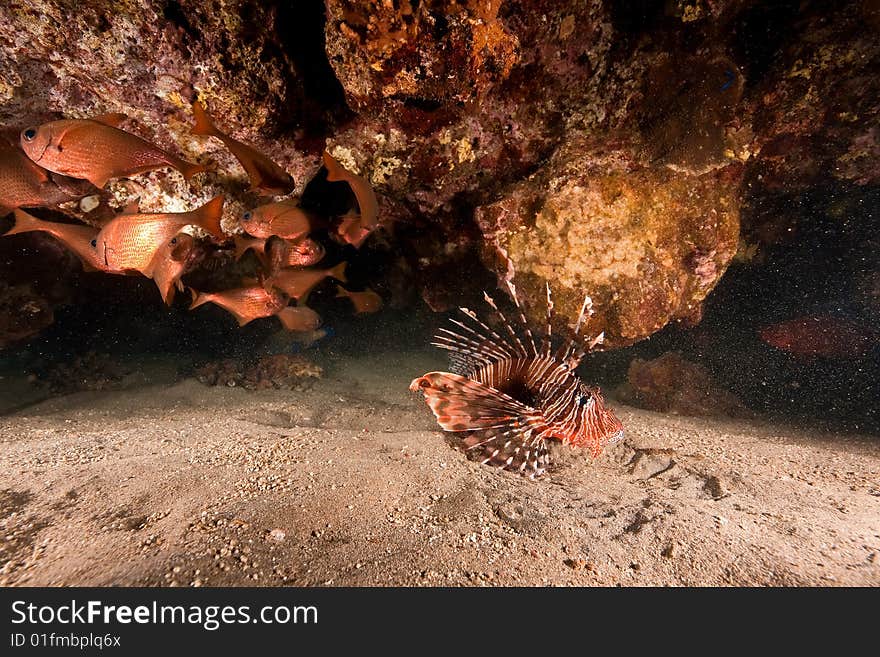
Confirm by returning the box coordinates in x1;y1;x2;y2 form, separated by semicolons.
1;349;878;587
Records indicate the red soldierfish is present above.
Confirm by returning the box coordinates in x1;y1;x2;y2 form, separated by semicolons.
190;284;289;326
96;195;225;274
336;285;382;314
322;151;378;228
0;138;85;214
336;213;373;249
20;114;205;188
410;284;624;479
239;200;315;240
276;306;322;332
322;151;378;249
6;209;107;271
266;235;325;271
759;316;876;358
191;101;295;196
148;233;201;305
267;261;346;302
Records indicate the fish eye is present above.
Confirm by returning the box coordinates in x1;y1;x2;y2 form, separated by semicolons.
578;393;590;407
23;128;37;141
242;211;252;221
89;239;97;248
170;237;177;244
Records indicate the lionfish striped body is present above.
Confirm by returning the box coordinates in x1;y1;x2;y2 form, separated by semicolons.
410;283;624;478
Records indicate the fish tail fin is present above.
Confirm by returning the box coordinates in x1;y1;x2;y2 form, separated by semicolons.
191;101;219;138
7;209;44;236
178;159;207;183
192;195;226;238
409;372;549;478
329;261;347;284
154;276;175;306
189;288;211;310
322;150;346;182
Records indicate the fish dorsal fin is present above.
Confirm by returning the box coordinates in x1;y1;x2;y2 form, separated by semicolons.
557;293;598;367
431;301;522;377
504;280;538;356
90;113;129;128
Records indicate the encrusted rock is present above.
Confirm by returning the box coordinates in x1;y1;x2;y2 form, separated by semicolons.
28;351;129;394
475;136;742;345
617;352;749;418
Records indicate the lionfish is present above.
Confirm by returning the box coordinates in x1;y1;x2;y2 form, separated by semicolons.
410;282;624;478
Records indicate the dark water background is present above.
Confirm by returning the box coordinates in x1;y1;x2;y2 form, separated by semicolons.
2;198;878;437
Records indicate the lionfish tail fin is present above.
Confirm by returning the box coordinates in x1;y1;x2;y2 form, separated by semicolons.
462;429;551;479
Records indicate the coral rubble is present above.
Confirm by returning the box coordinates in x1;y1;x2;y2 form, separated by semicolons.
195;353;322;390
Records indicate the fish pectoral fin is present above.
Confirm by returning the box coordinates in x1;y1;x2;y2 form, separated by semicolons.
462;426;551;479
410;371;550;478
411;372;536;429
87;173;111;189
90;113;129;128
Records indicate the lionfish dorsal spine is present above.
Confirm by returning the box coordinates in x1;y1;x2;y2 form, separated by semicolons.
558;293;596;366
432;328;502;365
505;280;538;356
443;322;512;362
542;282;555;359
454;309;517;359
482;291;529;357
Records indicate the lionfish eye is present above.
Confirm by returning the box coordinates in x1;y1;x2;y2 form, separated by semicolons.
170;237;177;244
23;128;37;141
578;394;590;407
242;211;252;221
90;239;97;248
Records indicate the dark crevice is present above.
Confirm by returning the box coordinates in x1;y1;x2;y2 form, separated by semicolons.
274;0;353;139
161;0;198;39
731;0;803;82
397;96;443;112
608;0;668;36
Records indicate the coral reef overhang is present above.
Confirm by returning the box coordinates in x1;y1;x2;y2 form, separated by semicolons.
0;0;877;355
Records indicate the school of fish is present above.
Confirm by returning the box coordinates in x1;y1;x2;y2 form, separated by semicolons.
1;102;384;332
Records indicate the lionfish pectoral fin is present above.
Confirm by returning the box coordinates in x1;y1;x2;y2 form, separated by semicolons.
410;371;552;478
462;428;551;479
409;371;535;431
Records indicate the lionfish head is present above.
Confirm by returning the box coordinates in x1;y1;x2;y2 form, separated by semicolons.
572;384;625;454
